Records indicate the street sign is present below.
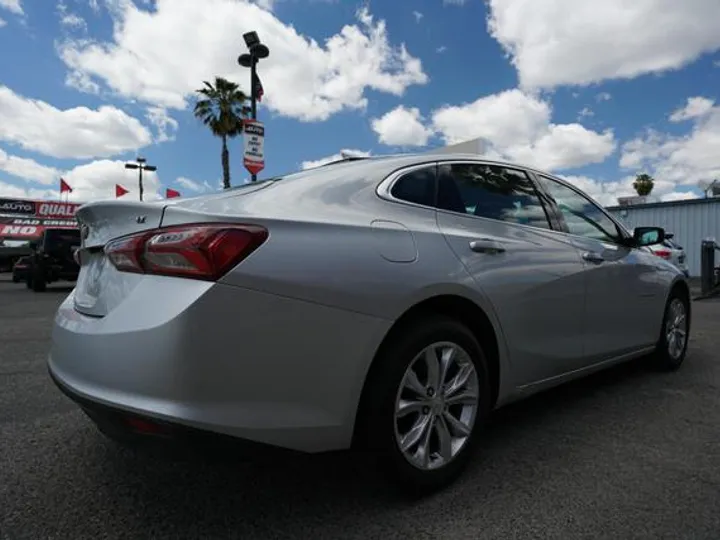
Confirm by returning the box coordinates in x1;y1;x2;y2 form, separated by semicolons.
243;119;265;176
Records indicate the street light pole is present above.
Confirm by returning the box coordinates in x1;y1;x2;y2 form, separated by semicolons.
238;31;269;182
124;157;157;201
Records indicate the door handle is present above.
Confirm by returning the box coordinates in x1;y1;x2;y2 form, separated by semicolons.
469;239;506;254
582;251;604;263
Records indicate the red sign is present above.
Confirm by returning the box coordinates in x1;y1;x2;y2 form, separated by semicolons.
243;120;265;176
0;217;77;240
0;197;82;241
35;201;82;218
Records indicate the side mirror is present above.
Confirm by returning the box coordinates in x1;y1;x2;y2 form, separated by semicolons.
633;226;665;247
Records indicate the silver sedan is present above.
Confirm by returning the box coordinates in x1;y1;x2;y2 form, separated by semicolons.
48;154;690;493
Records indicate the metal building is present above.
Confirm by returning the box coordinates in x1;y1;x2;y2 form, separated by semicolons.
607;198;720;277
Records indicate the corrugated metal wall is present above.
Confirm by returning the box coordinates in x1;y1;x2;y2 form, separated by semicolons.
608;200;720;276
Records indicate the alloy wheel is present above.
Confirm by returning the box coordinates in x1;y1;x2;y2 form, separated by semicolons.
665;298;688;360
393;341;479;471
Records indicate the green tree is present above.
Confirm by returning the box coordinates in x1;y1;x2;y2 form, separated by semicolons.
193;77;250;189
633;173;655;196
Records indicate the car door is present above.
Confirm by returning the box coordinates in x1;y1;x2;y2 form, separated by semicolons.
534;174;662;362
434;161;588;386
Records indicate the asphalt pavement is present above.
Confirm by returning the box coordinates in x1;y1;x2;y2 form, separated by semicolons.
1;276;719;540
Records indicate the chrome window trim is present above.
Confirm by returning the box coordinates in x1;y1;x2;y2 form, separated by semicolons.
376;158;556;232
534;172;633;242
375;161;438;210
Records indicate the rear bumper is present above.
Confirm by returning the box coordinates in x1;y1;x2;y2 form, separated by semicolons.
48;366;299;458
48;280;389;453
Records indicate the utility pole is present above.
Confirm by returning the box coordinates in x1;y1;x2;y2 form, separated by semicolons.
124;157;157;201
238;31;269;182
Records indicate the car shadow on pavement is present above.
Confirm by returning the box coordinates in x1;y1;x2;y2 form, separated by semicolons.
77;354;669;538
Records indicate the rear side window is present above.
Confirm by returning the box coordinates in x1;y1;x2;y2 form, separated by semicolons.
390;166;436;207
436;163;551;229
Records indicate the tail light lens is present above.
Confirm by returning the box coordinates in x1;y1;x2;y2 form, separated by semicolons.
104;223;268;281
654;249;672;260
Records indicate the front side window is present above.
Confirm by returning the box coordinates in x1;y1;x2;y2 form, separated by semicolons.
436;163;551;229
537;175;620;242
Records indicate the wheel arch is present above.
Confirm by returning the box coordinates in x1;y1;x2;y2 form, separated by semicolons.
351;294;501;448
669;277;691;321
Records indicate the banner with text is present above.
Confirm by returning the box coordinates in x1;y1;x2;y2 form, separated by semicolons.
0;197;81;240
0;217;78;240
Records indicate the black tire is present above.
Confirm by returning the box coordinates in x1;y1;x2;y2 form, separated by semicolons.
652;289;690;371
12;276;19;283
31;266;46;292
358;315;492;495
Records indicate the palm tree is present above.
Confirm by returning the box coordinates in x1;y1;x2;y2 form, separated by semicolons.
633;173;655;196
193;77;250;189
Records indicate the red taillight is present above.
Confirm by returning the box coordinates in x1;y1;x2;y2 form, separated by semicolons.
104;223;268;281
654;249;671;260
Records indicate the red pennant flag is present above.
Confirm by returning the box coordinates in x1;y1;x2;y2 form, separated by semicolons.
253;72;264;102
115;184;129;198
60;178;73;193
166;188;181;199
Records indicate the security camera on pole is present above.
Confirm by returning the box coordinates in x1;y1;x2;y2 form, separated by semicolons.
238;31;269;182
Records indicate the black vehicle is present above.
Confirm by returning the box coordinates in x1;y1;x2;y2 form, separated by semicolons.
27;228;81;292
12;256;32;283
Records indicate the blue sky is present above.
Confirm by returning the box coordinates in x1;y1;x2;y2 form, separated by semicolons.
0;0;719;205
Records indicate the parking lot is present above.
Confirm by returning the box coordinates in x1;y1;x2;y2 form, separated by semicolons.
1;277;719;540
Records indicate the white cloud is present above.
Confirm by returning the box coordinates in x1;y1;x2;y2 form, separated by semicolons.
0;85;152;159
57;1;428;122
60;12;87;30
0;157;162;202
596;92;612;102
0;0;23;15
62;159;162;202
176;176;214;193
371;106;433;147
431;89;616;171
301;149;371;170
620;97;720;187
412;10;423;22
578;107;594;119
0;181;57;200
145;106;178;143
58;1;87;30
443;0;467;5
436;46;447;54
0;149;60;185
561;175;698;207
487;0;720;89
65;70;100;94
669;96;715;122
0;17;6;27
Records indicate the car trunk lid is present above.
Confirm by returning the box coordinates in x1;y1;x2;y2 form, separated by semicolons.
73;200;166;317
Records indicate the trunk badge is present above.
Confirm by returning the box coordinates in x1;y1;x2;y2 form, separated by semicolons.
136;215;147;224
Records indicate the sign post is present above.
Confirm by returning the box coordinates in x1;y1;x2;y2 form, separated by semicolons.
243;119;265;179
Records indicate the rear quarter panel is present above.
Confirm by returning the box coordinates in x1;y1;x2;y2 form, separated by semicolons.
160;186;514;415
